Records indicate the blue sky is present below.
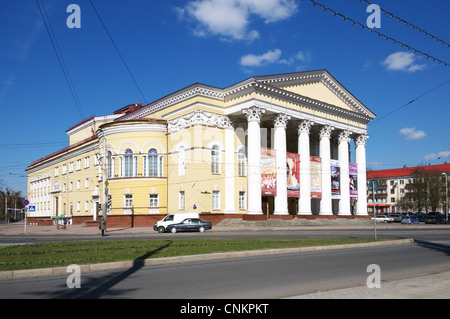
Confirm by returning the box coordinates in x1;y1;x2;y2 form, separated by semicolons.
1;0;449;195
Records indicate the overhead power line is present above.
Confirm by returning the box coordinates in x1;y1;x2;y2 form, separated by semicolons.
88;0;148;104
358;0;450;48
35;0;85;120
308;0;450;68
369;78;450;125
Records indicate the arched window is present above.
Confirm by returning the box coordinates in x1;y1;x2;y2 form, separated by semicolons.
211;145;220;174
148;148;158;177
123;148;134;177
106;151;113;178
238;148;246;176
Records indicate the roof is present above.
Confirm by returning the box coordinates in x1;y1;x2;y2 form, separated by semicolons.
367;163;450;179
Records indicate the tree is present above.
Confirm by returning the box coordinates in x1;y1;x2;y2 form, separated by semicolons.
404;166;446;213
0;187;25;222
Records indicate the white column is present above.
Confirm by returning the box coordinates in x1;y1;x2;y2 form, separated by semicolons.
355;134;369;215
224;116;237;214
243;106;265;215
273;113;290;215
319;125;334;215
338;130;351;215
298;120;313;215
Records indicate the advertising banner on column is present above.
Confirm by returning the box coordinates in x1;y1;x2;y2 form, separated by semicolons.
331;159;340;199
310;156;322;198
261;148;277;195
349;163;358;200
286;152;300;197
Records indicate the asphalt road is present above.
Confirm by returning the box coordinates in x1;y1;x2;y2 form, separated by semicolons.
0;228;449;300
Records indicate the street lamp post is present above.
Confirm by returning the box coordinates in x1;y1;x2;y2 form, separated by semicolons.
442;173;448;224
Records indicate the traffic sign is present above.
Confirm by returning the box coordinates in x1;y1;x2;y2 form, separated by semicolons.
23;199;29;206
368;180;379;192
28;206;36;212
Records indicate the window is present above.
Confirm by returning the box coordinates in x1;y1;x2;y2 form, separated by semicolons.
212;190;220;210
84;156;90;169
62;164;67;175
238;148;246;176
55;167;59;177
106;151;113;178
148;148;158;177
123;148;134;177
76;159;81;171
391;197;395;203
149;194;159;207
239;191;246;210
124;194;133;207
85;201;89;212
77;201;80;212
77;180;80;190
179;191;185;210
69;162;74;173
211;145;220;174
85;178;89;189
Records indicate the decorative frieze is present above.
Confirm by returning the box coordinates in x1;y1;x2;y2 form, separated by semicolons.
167;110;233;133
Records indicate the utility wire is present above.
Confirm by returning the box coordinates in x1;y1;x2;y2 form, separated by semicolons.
309;0;450;68
369;78;450;125
358;0;450;48
88;0;147;104
35;0;85;120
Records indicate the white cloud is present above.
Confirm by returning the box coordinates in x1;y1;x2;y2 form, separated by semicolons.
423;151;450;161
399;127;426;140
240;49;282;67
381;52;427;72
178;0;298;41
240;49;311;69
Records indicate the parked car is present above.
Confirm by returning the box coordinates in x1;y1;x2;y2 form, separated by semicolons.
153;213;200;233
166;218;212;233
401;214;419;224
388;213;402;223
425;212;445;224
416;213;426;223
372;214;394;223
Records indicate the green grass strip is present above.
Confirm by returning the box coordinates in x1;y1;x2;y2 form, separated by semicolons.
0;238;381;271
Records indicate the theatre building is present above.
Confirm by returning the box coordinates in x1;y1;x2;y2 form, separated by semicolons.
26;70;376;227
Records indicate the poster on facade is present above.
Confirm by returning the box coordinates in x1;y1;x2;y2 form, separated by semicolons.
261;148;277;195
286;152;300;197
349;163;358;200
310;156;322;198
331;159;340;199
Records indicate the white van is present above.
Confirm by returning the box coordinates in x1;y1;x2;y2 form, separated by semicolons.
153;213;199;233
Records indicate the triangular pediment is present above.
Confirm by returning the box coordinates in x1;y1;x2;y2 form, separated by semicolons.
253;70;376;119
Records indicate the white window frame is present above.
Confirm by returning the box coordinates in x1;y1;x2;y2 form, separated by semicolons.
211;145;220;174
212;190;220;210
239;191;246;210
149;194;159;207
238;147;246;176
124;194;133;214
179;191;185;210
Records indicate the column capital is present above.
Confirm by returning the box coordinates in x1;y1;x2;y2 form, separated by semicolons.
243;106;265;123
297;120;314;134
355;133;369;146
337;129;352;143
273;113;291;128
319;125;334;139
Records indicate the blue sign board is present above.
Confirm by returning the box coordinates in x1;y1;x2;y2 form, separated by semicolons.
28;206;36;212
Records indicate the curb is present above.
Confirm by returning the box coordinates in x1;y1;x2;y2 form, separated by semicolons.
0;239;414;279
